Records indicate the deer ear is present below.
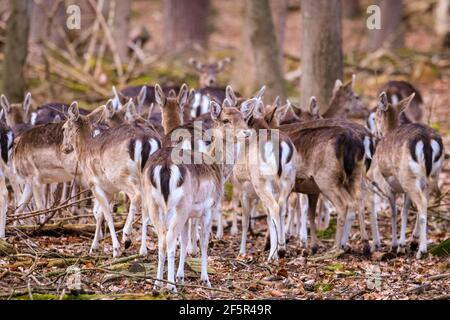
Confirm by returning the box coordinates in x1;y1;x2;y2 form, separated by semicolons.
254;86;266;100
226;85;237;106
274;102;290;124
125;99;137;122
333;79;343;96
155;84;166;107
210;101;222;120
240;98;257;120
309;96;320;116
178;84;189;107
137;86;147;110
68;102;80;121
378;92;389;112
397;93;415;113
187;89;196;106
0;95;11;113
217;57;232;72
111;86;122;111
23;92;32;114
189;58;205;72
105;99;116;118
223;99;232;109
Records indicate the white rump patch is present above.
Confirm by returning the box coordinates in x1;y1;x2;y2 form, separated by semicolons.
363;136;373;160
149;138;159;155
134;140;142;163
168;165;184;208
30;112;37;125
431;139;444;175
367;112;376;134
200;95;210;115
191;93;202;119
409;140;424;177
391;94;399;105
259;142;278;176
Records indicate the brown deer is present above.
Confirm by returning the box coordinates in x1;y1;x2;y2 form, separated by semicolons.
189;57;232;87
142;99;251;292
370;92;444;258
0;93;32;136
62;101;160;257
0;118;13;238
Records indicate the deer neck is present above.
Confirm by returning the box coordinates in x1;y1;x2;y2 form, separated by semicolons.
162;100;183;134
73;119;93;159
208;127;244;181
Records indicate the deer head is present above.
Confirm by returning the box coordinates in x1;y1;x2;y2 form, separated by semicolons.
327;77;368;119
374;91;415;139
62;102;81;154
0;92;32;127
189;57;232;87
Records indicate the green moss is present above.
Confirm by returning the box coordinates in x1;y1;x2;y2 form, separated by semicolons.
429;237;450;257
317;218;337;240
314;282;333;292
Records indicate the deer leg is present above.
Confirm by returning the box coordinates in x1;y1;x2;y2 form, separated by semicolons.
90;199;104;254
187;219;199;256
122;194;139;248
405;186;429;259
398;195;411;254
92;186;120;258
370;192;382;251
215;204;224;239
387;193;398;252
155;231;166;290
200;208;213;287
166;208;186;293
0;175;8;238
32;184;46;224
230;182;241;236
299;193;308;248
176;222;189;284
307;193;319;254
239;193;251;256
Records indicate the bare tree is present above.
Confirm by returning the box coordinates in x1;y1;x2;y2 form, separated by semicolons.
163;0;210;53
343;0;361;19
247;0;286;102
369;0;404;50
300;0;343;110
270;0;289;71
2;0;30;102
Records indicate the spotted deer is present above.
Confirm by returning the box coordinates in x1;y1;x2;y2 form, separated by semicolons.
142;99;251;292
62;100;160;257
235;95;297;260
370;92;444;258
367;81;424;136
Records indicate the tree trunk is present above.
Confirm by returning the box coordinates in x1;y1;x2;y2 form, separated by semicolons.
112;0;132;62
270;0;289;72
2;0;30;102
435;0;450;48
246;0;286;102
343;0;360;19
29;0;65;49
369;0;404;50
162;0;210;53
300;0;343;110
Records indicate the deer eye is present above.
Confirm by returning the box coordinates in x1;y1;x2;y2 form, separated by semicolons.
223;119;230;124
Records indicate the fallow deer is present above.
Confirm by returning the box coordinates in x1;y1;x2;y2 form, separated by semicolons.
30;103;90;126
370;92;444;258
142;99;251;292
0;93;32;136
62;101;160;257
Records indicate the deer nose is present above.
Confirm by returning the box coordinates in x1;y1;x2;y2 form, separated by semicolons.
208;79;215;86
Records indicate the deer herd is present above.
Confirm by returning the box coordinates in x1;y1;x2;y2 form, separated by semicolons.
0;58;445;292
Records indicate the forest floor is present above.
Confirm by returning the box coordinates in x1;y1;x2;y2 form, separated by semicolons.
0;198;449;300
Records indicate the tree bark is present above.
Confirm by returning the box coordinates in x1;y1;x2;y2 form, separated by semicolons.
247;0;286;102
29;0;66;49
342;0;360;19
2;0;30;102
162;0;210;53
112;0;132;62
270;0;288;71
369;0;404;50
300;0;343;110
435;0;450;48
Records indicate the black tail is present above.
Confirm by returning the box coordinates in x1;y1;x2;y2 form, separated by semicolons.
335;133;364;178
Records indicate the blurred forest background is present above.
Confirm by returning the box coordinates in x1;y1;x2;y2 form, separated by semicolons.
0;0;449;135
